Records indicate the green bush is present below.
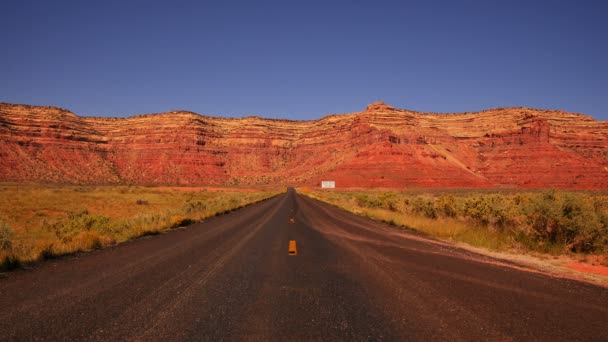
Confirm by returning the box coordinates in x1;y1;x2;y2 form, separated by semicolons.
463;195;509;227
525;193;607;252
354;192;399;211
436;195;458;217
378;192;398;211
559;194;605;252
525;192;558;240
410;196;438;219
52;209;111;242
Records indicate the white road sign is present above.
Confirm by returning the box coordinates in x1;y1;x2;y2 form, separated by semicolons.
321;181;335;189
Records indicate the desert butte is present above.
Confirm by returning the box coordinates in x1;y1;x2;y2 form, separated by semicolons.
0;102;606;189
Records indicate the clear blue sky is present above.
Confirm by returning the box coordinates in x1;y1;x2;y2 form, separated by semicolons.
1;0;607;120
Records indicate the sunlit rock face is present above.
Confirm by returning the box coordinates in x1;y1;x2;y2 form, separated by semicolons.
1;102;607;188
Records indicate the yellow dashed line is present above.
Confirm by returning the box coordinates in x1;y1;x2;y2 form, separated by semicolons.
288;240;297;256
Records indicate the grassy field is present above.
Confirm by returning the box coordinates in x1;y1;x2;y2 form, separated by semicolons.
0;184;282;271
300;188;608;262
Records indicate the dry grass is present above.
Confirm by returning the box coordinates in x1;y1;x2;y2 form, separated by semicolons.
0;184;281;270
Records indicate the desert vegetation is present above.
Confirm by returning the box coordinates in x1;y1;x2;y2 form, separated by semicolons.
0;184;281;271
302;189;608;259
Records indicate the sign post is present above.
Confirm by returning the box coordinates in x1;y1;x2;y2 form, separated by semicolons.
321;181;335;189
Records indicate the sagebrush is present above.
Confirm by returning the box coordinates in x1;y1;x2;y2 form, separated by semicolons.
303;189;608;255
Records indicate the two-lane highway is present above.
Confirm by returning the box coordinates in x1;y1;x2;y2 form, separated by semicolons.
1;188;607;341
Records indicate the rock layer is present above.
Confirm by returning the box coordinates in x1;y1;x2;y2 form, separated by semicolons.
1;102;607;188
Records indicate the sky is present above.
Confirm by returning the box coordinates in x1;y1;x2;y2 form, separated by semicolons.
1;0;607;120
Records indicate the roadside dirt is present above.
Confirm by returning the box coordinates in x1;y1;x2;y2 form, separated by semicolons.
565;257;608;277
451;243;608;288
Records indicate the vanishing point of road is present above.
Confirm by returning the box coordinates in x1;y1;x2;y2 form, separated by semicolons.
1;189;607;341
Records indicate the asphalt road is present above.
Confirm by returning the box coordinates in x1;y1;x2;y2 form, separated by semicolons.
1;188;608;341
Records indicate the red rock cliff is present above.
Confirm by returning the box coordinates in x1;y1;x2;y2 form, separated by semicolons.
1;102;606;188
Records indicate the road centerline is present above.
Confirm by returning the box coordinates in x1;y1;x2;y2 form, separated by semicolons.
288;240;297;256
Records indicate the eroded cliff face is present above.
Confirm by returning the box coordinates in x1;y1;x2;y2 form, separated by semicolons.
1;102;606;188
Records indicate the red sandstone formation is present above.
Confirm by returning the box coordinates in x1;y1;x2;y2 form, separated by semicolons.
0;102;606;188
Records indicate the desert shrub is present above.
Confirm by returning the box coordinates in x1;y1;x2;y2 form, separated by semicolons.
525;193;558;237
69;208;89;219
409;196;437;219
525;193;607;252
558;194;605;252
69;231;115;251
544;189;557;201
229;197;240;207
0;221;14;250
122;216;165;240
593;197;608;228
436;195;458;217
135;199;149;205
378;192;398;211
355;194;383;208
463;195;509;227
53;210;111;242
463;196;489;225
513;194;525;206
183;199;206;213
